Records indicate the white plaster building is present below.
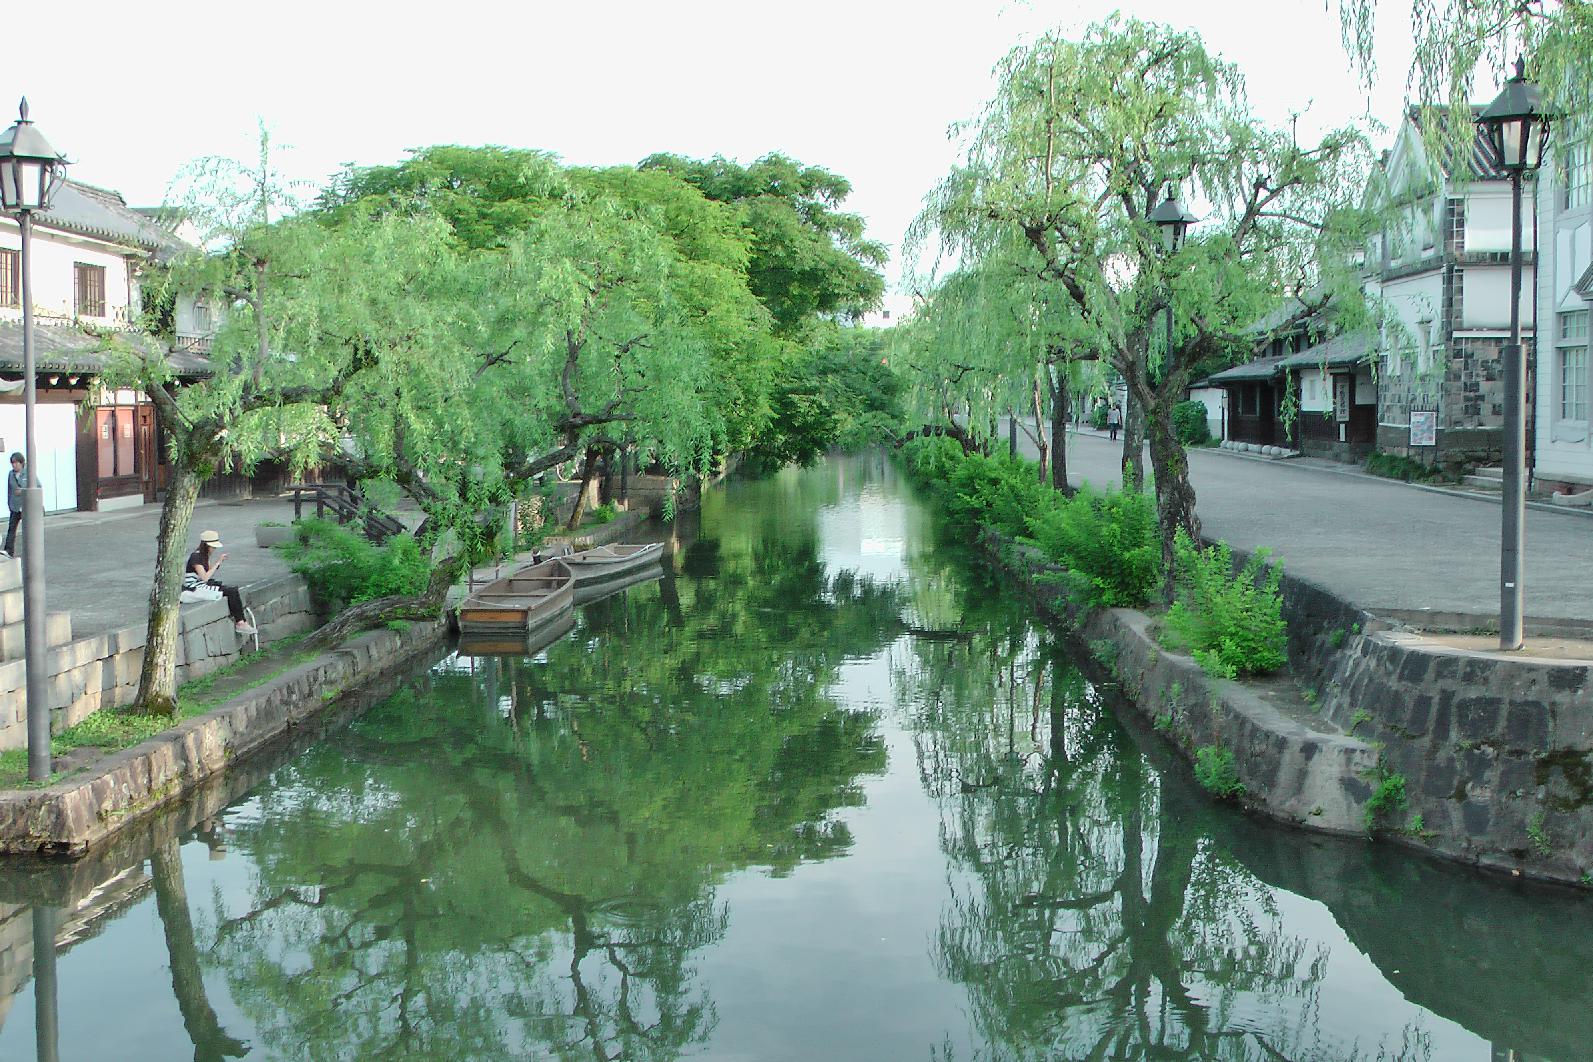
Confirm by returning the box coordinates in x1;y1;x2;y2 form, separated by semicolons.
1368;108;1537;469
0;180;204;511
1533;127;1593;490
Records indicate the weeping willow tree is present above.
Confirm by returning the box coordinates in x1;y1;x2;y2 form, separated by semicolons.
893;251;1104;490
913;16;1374;600
1339;0;1593;118
103;134;481;714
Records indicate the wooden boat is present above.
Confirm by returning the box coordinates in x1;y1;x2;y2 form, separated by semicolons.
562;542;665;590
456;558;574;636
456;609;576;658
572;559;664;606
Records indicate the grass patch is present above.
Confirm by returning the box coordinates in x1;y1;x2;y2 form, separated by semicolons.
1194;745;1246;799
1364;769;1408;831
0;635;316;789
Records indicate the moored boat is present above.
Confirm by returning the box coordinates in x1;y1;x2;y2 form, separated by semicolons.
571;559;665;606
456;557;574;636
562;542;665;590
456;609;576;658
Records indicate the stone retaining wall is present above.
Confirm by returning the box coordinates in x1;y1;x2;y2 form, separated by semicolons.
0;574;317;751
981;529;1593;887
0;619;448;857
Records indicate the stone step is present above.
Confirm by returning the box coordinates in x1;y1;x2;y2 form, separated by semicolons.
0;556;16;595
0;612;73;661
1462;474;1503;491
1471;466;1504;481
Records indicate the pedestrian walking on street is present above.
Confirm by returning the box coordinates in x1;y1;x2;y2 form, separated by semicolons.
184;530;255;634
1106;403;1122;442
3;453;24;558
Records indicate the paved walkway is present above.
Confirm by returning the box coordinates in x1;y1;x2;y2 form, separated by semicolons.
28;498;300;640
1011;425;1593;624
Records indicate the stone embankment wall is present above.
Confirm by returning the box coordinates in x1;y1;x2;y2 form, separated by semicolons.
983;530;1593;887
0;573;316;751
0;620;447;857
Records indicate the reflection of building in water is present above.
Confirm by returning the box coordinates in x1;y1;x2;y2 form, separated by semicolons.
0;865;150;1032
819;485;906;580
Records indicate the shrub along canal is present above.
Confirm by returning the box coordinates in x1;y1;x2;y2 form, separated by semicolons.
0;454;1586;1060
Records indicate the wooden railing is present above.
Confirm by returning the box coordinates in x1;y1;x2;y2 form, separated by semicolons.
289;483;406;543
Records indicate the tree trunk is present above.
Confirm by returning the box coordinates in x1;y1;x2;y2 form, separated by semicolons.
1146;397;1200;605
1121;387;1146;492
302;554;463;650
1030;373;1049;484
134;455;205;716
151;836;249;1060
565;447;598;531
598;450;614;506
1049;368;1070;495
1008;410;1017;460
619;445;631;506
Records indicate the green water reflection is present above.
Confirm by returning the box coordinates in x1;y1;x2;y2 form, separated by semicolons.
0;454;1586;1061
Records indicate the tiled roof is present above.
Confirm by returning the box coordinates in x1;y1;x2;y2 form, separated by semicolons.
1205;354;1290;384
1203;332;1370;386
0;319;210;376
1279;331;1371;370
1405;105;1508;181
27;181;190;259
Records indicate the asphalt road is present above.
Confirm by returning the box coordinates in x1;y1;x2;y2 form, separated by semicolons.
1015;425;1593;624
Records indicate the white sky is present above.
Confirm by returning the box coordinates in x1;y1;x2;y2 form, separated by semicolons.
7;0;1427;306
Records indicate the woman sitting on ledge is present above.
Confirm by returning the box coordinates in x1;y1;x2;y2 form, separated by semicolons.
184;529;256;635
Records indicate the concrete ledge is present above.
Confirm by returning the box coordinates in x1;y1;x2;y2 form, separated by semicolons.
0;618;449;857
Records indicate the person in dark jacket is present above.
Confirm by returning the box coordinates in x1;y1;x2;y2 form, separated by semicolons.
3;453;23;558
185;529;255;634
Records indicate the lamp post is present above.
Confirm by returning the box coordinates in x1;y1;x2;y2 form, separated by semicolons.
0;100;68;780
1149;183;1198;381
1477;58;1551;652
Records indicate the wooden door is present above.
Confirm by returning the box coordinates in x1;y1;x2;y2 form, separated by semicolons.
137;405;159;502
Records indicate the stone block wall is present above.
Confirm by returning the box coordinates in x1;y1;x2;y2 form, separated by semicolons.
0;574;317;751
1319;630;1592;881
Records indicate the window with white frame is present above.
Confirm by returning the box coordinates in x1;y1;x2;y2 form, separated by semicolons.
1559;309;1589;421
0;249;16;308
1563;129;1592;210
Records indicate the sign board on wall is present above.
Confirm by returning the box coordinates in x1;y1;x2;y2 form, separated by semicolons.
1409;411;1437;447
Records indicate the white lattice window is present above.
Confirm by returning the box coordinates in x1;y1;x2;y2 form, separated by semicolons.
1559;310;1588;421
1564;133;1592;210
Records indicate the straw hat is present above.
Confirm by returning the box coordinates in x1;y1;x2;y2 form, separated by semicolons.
199;529;223;548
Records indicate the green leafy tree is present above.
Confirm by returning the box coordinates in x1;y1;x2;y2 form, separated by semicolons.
108;134;474;713
637;153;886;333
913;17;1373;600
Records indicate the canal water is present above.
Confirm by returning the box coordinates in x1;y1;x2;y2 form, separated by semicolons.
0;454;1587;1061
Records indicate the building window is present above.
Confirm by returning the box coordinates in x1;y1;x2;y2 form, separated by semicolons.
1447;198;1465;253
74;263;106;318
0;249;17;308
1564;132;1592;210
1559;310;1589;422
96;405;137;478
1240;385;1260;416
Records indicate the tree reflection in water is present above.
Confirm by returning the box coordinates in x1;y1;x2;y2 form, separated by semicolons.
898;565;1436;1062
201;526;899;1060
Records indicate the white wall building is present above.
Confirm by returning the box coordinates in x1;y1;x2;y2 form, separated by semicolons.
1533;127;1593;490
0;180;198;511
1369;108;1536;468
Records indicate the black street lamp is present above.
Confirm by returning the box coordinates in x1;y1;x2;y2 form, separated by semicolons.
1477;58;1551;652
1149;184;1198;253
1150;184;1199;379
0;99;68;780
